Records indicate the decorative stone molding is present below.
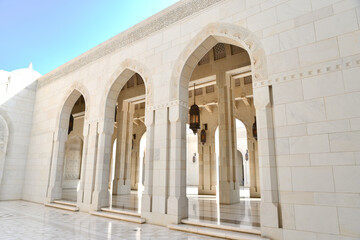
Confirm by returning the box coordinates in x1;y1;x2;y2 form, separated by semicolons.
253;53;360;89
37;0;225;89
170;22;267;100
146;100;188;111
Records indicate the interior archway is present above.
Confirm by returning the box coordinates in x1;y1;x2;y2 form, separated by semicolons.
180;39;262;231
99;67;149;214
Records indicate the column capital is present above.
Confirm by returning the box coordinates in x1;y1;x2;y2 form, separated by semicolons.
169;101;188;123
144;109;154;127
253;86;271;109
97;118;114;135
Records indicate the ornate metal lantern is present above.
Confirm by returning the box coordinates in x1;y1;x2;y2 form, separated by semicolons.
252;117;257;141
189;84;200;134
68;114;74;134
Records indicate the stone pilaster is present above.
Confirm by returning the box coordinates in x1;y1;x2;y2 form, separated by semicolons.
77;121;100;211
254;86;281;233
46;128;67;203
91;118;113;210
167;103;188;223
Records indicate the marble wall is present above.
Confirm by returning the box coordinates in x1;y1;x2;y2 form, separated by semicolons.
0;67;40;200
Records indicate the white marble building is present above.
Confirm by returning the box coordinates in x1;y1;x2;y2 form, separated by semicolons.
1;0;360;239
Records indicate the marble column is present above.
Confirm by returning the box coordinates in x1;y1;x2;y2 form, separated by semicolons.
113;102;134;195
167;102;188;223
77;121;89;208
216;72;239;204
141;109;154;214
91;118;113;210
151;107;169;215
80;121;100;211
249;138;261;198
198;141;216;195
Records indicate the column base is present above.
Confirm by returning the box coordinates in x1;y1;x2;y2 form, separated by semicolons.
46;185;62;203
198;187;216;195
250;187;261;198
142;211;187;226
77;189;83;204
167;195;188;223
260;202;280;228
218;181;240;204
141;194;152;212
91;189;110;211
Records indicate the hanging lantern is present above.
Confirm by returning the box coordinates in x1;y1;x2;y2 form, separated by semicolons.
68;114;74;134
189;83;200;134
252;117;257;141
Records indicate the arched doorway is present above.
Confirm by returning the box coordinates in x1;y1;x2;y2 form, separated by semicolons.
46;90;87;206
170;22;279;235
92;62;150;215
182;42;261;231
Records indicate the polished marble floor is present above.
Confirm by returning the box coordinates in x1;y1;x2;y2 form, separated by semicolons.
187;195;260;232
0;200;220;240
108;187;261;231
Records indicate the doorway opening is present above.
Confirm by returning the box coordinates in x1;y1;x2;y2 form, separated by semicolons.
184;43;261;231
108;73;146;214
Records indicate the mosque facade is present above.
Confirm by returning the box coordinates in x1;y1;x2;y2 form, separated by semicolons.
1;0;360;239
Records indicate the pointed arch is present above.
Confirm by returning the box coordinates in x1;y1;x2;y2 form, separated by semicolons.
46;83;89;203
101;58;152;124
56;82;90;131
170;22;267;102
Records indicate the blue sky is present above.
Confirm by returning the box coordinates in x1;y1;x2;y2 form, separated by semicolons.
0;0;179;75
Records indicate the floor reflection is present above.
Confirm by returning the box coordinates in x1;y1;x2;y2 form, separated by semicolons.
187;195;260;230
111;190;141;213
109;187;260;231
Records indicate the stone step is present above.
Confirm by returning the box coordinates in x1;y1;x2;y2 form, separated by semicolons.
53;200;77;207
181;219;261;235
168;224;267;240
101;207;140;217
90;211;145;224
45;203;79;212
